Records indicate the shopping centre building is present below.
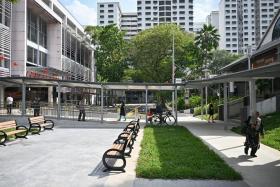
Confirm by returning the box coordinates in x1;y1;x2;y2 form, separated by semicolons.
0;0;95;105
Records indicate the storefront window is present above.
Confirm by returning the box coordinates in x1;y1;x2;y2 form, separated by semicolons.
272;17;280;41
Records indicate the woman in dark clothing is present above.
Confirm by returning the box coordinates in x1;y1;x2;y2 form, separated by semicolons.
208;103;215;123
118;101;126;121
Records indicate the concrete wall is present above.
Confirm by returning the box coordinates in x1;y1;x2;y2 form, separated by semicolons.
47;23;62;70
11;0;27;76
256;96;276;115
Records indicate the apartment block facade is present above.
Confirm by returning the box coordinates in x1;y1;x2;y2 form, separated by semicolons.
0;0;95;103
137;0;194;32
219;0;280;54
121;13;138;40
206;11;219;31
97;1;122;28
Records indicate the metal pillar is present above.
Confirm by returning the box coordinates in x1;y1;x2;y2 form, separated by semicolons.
101;85;104;123
249;79;256;115
175;85;178;124
200;88;203;115
223;83;228;130
145;86;148;124
172;32;175;115
205;86;208;115
57;83;61;119
21;83;26;116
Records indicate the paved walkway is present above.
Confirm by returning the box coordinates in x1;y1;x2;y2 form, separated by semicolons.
181;116;280;187
0;116;279;187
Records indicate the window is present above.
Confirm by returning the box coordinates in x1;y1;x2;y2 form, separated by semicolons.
108;4;114;7
108;21;113;23
39;51;47;66
99;4;104;8
270;18;280;40
27;46;38;64
108;15;114;18
108;10;113;13
38;18;47;48
100;10;104;13
100;15;104;18
27;9;38;43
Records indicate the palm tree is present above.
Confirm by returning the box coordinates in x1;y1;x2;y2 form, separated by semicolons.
195;24;220;72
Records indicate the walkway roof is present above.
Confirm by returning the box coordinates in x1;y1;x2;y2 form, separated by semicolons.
186;62;280;88
1;62;280;90
0;77;184;91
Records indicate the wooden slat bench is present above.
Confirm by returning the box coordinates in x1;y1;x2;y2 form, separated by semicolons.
28;116;54;134
0;120;28;146
123;119;140;139
102;131;133;172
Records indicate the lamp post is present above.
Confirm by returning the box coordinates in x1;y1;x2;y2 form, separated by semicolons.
172;32;175;114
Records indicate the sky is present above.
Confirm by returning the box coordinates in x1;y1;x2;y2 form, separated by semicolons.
59;0;219;26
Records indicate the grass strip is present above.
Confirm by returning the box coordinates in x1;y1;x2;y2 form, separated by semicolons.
136;125;242;180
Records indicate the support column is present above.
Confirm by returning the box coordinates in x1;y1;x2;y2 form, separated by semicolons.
21;83;26;116
200;88;203;115
57;83;61;119
101;85;104;123
48;86;53;106
249;79;256;115
0;86;4;108
145;85;148;124
223;83;228;130
205;86;208;115
175;85;178;124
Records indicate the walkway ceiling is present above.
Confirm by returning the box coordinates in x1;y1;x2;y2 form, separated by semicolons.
186;62;280;88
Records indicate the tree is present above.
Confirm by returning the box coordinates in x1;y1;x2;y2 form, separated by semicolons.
85;25;127;82
129;24;194;83
209;50;242;74
194;24;220;75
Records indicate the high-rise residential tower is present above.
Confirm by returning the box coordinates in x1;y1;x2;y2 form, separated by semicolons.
219;0;280;54
137;0;194;32
121;13;138;40
206;11;219;31
97;1;122;28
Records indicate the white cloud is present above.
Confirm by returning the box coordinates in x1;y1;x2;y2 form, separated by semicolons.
66;0;96;26
194;0;219;23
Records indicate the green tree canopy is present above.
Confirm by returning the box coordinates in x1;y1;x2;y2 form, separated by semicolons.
85;24;127;82
186;24;220;79
209;50;242;74
128;24;194;83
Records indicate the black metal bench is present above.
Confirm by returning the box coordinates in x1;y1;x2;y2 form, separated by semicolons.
28;116;54;134
102;131;133;172
0;120;28;146
123;119;140;140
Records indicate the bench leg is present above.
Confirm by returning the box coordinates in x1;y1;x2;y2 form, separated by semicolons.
0;131;7;146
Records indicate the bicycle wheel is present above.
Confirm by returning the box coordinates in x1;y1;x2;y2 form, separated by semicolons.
164;115;176;125
152;116;161;125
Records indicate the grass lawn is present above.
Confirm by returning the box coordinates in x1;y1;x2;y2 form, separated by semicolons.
136;125;242;180
232;112;280;151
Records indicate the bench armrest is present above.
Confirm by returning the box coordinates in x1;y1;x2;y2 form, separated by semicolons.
16;126;28;131
30;123;41;128
44;120;54;124
104;148;124;156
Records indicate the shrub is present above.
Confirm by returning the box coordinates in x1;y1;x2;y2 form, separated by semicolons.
189;95;201;108
177;97;185;110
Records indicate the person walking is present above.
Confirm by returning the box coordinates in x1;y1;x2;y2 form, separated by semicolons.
244;112;264;157
33;97;40;117
208;103;215;123
118;101;126;121
6;95;13;114
77;100;86;121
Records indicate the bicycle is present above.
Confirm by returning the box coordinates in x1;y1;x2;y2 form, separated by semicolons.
151;110;176;125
